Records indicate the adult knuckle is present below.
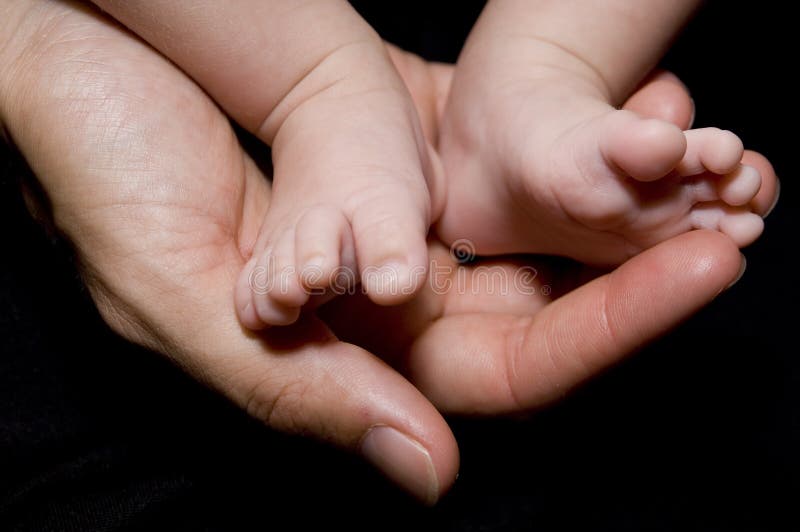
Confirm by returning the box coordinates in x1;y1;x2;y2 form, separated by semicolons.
245;373;314;434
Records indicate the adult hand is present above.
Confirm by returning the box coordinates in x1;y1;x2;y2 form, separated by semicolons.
0;0;777;505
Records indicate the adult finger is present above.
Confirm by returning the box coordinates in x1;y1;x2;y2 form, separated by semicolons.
190;310;460;506
405;230;743;413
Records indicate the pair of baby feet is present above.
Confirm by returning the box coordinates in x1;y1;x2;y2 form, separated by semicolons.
236;41;776;329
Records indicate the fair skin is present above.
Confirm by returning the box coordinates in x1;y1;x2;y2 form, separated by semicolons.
91;0;775;330
437;0;772;265
0;0;778;505
86;0;441;328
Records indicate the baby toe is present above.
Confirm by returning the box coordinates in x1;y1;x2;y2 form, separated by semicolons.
741;150;780;217
691;203;764;248
235;257;266;331
717;165;762;206
243;247;302;328
262;228;308;310
254;296;301;327
679;128;744;176
601;112;687;181
720;211;765;247
351;195;429;305
294;206;356;293
247;229;306;327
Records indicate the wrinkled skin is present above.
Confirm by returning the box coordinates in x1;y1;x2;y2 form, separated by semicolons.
0;1;776;504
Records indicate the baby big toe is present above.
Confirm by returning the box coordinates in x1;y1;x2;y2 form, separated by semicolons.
718;165;762;206
602;112;687;181
691;203;764;248
351;201;428;305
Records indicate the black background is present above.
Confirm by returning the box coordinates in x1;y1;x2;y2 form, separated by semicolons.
1;1;797;530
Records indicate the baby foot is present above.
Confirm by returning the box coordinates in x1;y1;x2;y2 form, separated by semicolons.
438;77;767;266
236;67;439;329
